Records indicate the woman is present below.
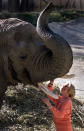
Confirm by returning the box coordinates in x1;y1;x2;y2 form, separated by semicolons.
42;80;75;131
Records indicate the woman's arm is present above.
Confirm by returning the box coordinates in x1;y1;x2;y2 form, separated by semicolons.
50;100;72;118
43;98;72;119
47;84;59;104
38;83;58;99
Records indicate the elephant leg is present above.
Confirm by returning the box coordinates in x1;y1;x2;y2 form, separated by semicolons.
0;83;7;109
0;70;7;109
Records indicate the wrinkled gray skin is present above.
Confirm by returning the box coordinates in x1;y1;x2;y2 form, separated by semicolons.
0;2;73;108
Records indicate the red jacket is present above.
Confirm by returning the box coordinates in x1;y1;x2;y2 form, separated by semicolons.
47;85;73;131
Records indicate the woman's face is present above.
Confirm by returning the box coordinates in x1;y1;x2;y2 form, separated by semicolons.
61;84;69;97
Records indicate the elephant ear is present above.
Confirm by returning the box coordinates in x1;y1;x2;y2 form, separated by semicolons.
0;18;37;85
3;18;47;85
6;18;41;45
4;18;39;53
5;18;35;35
0;18;35;39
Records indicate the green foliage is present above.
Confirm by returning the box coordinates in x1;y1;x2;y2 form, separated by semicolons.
0;11;84;26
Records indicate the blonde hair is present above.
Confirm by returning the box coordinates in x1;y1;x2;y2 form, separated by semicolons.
68;84;75;99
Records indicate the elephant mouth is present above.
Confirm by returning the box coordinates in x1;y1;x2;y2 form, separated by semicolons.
37;74;75;99
38;83;58;99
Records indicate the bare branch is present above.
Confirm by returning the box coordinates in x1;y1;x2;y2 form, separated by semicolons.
45;0;84;10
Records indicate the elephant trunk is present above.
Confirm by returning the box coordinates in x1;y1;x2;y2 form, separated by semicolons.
36;2;73;80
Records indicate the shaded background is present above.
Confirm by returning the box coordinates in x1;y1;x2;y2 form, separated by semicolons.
0;0;46;12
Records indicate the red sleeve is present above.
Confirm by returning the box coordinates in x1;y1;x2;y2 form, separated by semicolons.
47;85;60;105
50;100;72;119
48;85;53;91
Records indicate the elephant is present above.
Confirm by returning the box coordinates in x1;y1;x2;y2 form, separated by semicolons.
1;1;81;109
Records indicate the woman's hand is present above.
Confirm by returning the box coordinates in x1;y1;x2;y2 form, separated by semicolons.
42;98;53;109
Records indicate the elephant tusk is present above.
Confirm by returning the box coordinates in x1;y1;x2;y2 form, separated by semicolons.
38;83;58;99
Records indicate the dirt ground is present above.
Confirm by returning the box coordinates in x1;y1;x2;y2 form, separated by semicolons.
0;84;84;131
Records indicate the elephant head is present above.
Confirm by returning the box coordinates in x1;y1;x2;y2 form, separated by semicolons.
2;1;83;108
0;2;73;87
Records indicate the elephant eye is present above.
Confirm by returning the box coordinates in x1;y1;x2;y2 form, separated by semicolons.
20;55;27;60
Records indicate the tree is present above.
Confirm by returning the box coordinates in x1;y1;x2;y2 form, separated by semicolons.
8;0;20;12
0;0;2;11
2;0;8;12
20;0;29;12
33;0;40;11
46;0;84;10
20;0;37;12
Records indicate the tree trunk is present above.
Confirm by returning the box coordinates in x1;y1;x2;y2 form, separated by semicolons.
20;0;28;12
0;0;2;11
2;0;8;12
27;0;34;11
8;0;20;12
33;0;40;11
50;0;84;10
20;0;40;12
